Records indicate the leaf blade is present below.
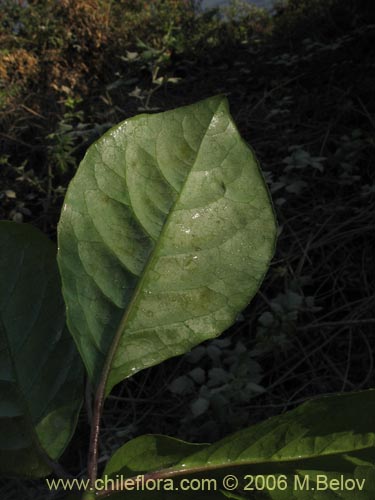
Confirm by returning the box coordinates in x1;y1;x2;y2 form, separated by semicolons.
104;434;208;478
0;222;83;477
58;95;277;395
103;390;375;499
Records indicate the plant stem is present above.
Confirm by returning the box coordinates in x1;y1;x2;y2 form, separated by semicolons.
86;304;137;486
87;382;105;488
86;234;164;487
87;336;124;487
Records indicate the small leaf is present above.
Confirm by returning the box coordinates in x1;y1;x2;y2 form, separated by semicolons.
208;367;230;386
169;376;194;395
206;344;223;362
245;382;265;394
191;397;210;417
258;311;274;327
285;180;308;194
186;346;206;364
189;367;206;384
0;222;83;478
4;189;16;199
58;95;277;397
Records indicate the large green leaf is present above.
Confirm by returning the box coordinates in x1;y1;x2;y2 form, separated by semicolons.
58;95;277;395
101;390;375;499
0;222;83;478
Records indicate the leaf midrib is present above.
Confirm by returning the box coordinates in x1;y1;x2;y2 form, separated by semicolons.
124;444;375;480
101;98;223;395
100;444;375;498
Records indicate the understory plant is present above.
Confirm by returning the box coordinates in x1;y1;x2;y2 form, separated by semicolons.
0;96;374;499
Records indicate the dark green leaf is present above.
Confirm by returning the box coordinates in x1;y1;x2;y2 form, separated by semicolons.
0;222;83;478
102;390;375;499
